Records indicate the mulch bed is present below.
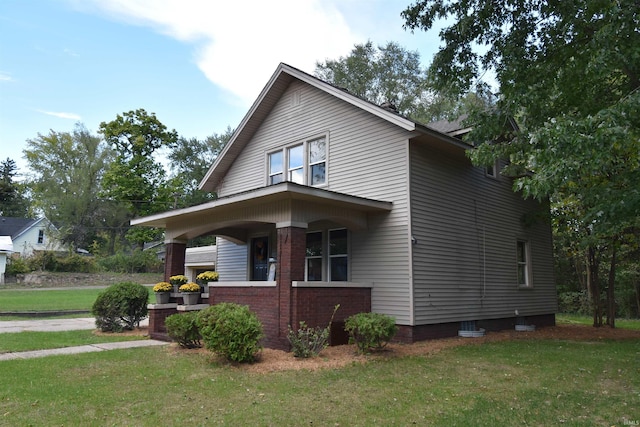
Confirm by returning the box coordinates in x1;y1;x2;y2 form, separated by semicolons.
158;324;640;374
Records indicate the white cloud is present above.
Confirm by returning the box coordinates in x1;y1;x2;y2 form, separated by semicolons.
0;73;13;82
74;0;361;104
38;110;82;120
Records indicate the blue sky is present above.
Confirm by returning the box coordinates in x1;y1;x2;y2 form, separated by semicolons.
0;0;443;176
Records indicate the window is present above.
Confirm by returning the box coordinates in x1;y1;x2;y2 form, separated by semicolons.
288;144;304;184
329;229;348;281
267;135;327;186
269;151;283;185
517;240;532;287
37;229;44;244
308;137;326;185
485;160;499;178
304;228;349;282
305;231;323;281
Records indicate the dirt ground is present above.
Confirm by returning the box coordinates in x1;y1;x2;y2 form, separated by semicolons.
136;324;640;374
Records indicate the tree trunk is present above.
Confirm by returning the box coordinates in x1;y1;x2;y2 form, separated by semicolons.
606;242;617;328
587;246;603;327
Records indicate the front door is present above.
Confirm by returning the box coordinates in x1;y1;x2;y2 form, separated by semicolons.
251;236;269;281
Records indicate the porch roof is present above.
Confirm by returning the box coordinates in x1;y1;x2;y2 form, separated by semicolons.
131;182;392;240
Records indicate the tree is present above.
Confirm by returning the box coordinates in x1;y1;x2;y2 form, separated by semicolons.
23;125;113;250
99;109;179;248
167;127;232;208
315;40;491;123
403;0;640;326
0;158;29;217
315;41;429;118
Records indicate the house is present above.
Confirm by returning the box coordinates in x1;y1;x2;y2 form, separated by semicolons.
133;63;556;348
0;236;13;284
0;217;66;257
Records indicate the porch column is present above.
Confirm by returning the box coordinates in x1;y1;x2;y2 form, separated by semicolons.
164;239;187;282
276;223;307;344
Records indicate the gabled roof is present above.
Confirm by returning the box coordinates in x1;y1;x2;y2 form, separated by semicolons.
199;62;471;193
0;217;44;239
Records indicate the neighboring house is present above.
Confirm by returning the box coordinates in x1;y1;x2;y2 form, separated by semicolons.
134;63;556;348
184;245;216;283
0;217;66;257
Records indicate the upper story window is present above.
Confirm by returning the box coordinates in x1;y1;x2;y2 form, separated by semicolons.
37;229;45;244
269;151;283;185
268;135;327;187
485;159;499;178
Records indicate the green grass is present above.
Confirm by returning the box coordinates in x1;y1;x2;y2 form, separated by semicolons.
557;313;640;330
0;330;149;353
0;288;152;314
0;338;638;426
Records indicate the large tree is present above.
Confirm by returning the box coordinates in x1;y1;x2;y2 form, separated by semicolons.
315;40;491;123
167;127;232;209
23;125;113;250
0;158;29;217
403;0;640;326
99;109;179;248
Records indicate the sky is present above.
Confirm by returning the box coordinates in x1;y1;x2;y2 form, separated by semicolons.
0;0;443;177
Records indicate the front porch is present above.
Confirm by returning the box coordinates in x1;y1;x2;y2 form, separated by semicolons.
135;182;391;350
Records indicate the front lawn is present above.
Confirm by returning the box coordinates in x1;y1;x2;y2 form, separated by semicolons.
0;330;149;353
0;338;638;426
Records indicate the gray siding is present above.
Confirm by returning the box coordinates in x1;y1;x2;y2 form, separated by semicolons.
217;81;413;324
216;237;248;281
410;141;556;324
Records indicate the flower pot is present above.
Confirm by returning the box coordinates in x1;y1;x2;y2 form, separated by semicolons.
155;292;170;304
181;292;200;305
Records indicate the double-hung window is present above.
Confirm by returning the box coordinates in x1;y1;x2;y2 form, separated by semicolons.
269;151;283;185
517;240;532;287
268;135;327;187
304;228;349;282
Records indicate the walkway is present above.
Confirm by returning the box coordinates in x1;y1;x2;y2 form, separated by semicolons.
0;317;167;361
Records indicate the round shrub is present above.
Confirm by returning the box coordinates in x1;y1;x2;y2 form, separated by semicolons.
166;312;201;348
197;303;263;363
344;312;398;354
91;281;149;332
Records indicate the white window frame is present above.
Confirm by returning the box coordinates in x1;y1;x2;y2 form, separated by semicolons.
305;230;324;281
328;228;349;282
268;151;284;185
485;159;499;179
266;133;328;187
516;240;532;288
303;228;349;282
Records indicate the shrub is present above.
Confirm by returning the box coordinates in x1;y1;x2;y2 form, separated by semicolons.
55;253;97;273
287;305;339;358
97;250;163;273
5;257;30;276
166;312;202;348
344;312;397;354
91;282;149;332
558;290;592;315
197;303;263;363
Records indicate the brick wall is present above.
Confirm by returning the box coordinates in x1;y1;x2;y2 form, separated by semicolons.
148;306;178;340
209;286;281;349
291;287;371;345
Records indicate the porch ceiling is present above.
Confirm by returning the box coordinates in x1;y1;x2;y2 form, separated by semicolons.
131;182;393;240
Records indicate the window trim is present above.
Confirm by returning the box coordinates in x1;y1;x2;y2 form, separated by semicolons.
266;132;328;187
516;239;533;288
485;159;499;179
304;227;349;282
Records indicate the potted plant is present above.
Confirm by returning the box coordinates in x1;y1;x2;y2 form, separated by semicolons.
196;271;219;292
179;282;201;305
169;275;188;293
152;281;172;304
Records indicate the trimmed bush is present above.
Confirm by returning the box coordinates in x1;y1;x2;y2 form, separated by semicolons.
344;312;398;354
197;303;263;363
166;312;201;348
92;282;149;332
